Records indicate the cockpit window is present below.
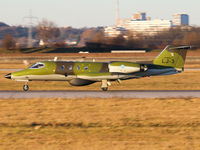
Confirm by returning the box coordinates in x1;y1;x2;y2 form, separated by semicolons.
29;63;45;69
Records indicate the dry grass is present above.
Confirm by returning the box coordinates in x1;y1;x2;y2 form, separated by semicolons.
184;63;200;68
0;97;200;150
0;63;25;69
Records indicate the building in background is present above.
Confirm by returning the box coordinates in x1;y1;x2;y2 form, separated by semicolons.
122;19;172;36
104;26;127;38
172;14;189;26
132;12;147;21
105;10;190;38
65;39;77;46
105;1;191;38
105;12;173;37
107;1;189;38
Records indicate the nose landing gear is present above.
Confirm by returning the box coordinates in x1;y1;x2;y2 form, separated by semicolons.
23;82;29;91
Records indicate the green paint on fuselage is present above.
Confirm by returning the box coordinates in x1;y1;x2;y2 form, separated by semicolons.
55;61;109;76
73;62;108;75
12;61;110;77
12;61;56;76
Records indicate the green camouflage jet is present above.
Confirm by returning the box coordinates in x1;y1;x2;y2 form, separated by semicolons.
5;45;190;91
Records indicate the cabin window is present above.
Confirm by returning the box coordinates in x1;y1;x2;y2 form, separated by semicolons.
68;65;73;70
77;66;80;70
61;65;65;70
85;66;88;70
29;63;45;69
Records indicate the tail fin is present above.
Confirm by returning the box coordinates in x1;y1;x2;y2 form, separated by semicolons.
153;45;191;69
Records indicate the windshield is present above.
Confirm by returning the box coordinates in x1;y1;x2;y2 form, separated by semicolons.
29;63;45;69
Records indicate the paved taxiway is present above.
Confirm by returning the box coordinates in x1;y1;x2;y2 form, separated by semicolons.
0;90;199;99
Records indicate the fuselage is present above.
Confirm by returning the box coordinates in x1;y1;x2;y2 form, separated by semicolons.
8;61;180;83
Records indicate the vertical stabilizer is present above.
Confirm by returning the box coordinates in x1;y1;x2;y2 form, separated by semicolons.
153;45;190;69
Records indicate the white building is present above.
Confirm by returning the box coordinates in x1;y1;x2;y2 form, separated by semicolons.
105;11;185;38
122;19;173;36
172;14;189;26
104;26;127;38
65;39;77;46
39;39;46;46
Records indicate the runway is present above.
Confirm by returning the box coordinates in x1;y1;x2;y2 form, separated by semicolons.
0;90;199;99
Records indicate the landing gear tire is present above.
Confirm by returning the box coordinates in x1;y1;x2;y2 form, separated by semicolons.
101;80;109;91
102;87;108;91
23;85;29;91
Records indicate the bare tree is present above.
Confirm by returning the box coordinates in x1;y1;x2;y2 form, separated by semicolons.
2;34;16;50
182;32;200;46
107;35;126;46
91;31;105;43
36;19;60;46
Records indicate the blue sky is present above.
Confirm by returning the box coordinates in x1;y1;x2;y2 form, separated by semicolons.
0;0;199;27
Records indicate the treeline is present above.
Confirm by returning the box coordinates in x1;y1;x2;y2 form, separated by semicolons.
0;20;89;49
89;26;200;50
0;19;200;51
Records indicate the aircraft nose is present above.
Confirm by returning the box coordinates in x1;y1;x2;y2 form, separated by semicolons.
5;73;11;79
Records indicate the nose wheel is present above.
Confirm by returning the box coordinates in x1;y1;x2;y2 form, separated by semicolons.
23;84;29;91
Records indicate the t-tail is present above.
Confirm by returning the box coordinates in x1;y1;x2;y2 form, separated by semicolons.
153;45;191;70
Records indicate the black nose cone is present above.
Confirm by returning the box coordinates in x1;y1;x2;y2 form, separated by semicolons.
5;73;11;79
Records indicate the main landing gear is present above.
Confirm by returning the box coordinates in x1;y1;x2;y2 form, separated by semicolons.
101;79;121;91
23;82;29;91
102;87;108;91
101;80;111;91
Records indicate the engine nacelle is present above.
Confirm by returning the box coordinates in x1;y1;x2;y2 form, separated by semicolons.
109;62;147;73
